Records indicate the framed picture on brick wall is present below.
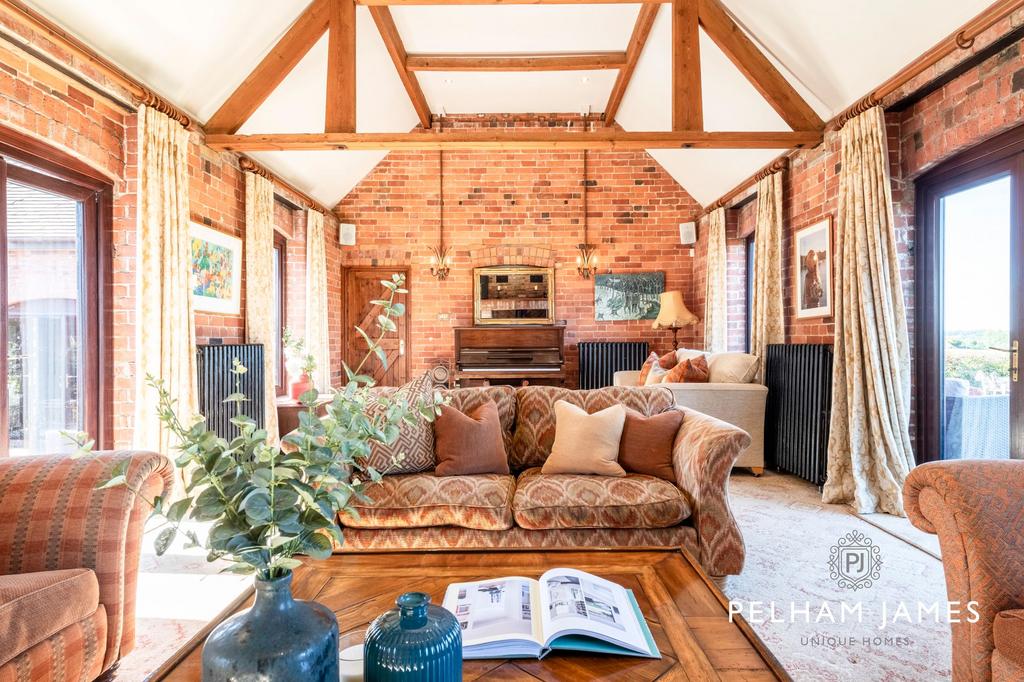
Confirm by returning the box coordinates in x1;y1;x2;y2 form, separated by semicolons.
794;216;833;319
189;223;242;314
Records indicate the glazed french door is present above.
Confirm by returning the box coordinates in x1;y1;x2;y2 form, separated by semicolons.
0;157;102;456
917;126;1024;462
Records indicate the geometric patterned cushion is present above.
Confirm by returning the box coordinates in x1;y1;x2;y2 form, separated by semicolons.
512;468;690;530
440;385;516;455
339;472;515;531
365;373;436;474
510;385;675;470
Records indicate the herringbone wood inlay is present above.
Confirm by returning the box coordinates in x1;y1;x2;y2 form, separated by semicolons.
154;549;788;681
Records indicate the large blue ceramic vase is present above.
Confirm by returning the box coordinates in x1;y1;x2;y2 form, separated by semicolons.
364;592;462;681
202;572;339;681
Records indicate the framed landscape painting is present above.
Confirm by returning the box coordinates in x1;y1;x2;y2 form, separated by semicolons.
594;272;665;321
190;223;242;314
794;217;832;319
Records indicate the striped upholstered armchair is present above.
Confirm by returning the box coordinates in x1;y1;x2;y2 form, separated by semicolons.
0;451;172;681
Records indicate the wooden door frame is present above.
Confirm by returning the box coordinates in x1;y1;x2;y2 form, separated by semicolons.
342;266;412;386
914;124;1024;463
0;125;112;455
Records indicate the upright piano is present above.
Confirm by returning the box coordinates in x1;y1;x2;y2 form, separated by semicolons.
453;326;565;387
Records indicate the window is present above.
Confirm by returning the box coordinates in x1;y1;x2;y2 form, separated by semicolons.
0;130;110;456
272;232;287;395
744;234;755;353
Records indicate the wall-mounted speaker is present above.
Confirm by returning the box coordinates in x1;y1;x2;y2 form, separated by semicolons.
679;222;696;245
339;223;356;246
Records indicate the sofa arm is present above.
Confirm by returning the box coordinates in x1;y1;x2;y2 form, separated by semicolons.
0;451;173;670
613;370;640;387
672;408;750;577
904;460;1024;682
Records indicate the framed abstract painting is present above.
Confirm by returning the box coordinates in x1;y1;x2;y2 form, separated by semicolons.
794;216;833;319
189;223;242;314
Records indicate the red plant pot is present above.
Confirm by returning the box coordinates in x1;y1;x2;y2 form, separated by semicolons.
289;373;313;401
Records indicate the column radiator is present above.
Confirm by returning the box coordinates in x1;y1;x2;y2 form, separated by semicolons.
764;343;833;485
196;343;266;440
578;341;649;390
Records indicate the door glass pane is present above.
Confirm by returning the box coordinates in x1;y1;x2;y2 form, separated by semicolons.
5;179;84;456
941;175;1012;460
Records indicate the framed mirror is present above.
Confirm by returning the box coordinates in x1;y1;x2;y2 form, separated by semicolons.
473;266;555;325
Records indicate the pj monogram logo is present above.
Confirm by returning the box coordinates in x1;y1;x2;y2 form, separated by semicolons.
828;530;882;590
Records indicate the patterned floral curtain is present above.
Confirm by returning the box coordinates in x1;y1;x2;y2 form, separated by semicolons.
823;106;915;516
245;172;279;440
305;209;331;391
750;171;785;381
133;105;198;455
703;207;728;353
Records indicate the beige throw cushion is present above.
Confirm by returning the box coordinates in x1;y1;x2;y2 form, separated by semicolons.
542;401;626;477
708;352;760;383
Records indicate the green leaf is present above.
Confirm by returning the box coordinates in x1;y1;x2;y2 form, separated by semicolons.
380;279;398;291
373;345;388;369
390;302;405;317
241;489;272;524
377;315;397;333
303;532;333;560
222;392;248;403
251;468;273;489
299;389;319;405
155;527;177;556
96;474;126;490
166;497;192;523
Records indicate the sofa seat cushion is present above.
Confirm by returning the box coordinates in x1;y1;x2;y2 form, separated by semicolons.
512;468;691;530
0;568;100;666
994;609;1024;667
339;472;515;531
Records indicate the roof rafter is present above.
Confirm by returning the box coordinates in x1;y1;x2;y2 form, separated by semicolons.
406;52;628;71
205;129;822;151
206;0;330;134
672;0;701;131
604;4;658;124
697;0;823;131
325;0;356;132
368;6;433;129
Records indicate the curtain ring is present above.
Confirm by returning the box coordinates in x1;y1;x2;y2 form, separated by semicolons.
955;30;975;50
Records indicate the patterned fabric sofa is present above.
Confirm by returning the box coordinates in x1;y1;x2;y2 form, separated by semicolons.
905;460;1024;681
0;451;172;681
337;385;751;579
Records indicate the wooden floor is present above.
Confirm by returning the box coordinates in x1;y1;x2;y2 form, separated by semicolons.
154;549;787;681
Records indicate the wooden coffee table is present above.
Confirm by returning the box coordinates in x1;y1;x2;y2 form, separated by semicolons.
152;549;787;681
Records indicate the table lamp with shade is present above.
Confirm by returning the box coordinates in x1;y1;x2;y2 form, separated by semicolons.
652;290;699;350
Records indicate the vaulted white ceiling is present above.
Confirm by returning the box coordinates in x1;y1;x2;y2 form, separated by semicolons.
25;0;995;207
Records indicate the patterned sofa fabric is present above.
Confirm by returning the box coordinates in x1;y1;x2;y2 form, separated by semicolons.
0;451;172;678
440;385;516;455
339;472;515;531
511;385;675;470
512;468;690;530
335;524;699;556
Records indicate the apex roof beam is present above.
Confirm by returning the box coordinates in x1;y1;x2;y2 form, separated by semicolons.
205;129;823;152
406;52;628;71
604;4;659;124
326;0;357;132
672;0;702;131
206;0;330;134
368;6;432;129
697;0;823;131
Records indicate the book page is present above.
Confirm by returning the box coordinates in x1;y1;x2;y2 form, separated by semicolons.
442;577;544;647
538;568;649;652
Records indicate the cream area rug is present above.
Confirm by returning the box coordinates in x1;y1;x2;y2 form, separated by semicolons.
725;471;951;681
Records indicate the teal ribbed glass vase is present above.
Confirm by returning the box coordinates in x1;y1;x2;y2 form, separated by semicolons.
364;592;462;681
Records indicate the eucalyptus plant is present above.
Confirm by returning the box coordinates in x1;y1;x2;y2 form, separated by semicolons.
72;274;442;580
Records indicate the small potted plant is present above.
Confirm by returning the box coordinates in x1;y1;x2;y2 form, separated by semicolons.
71;274;441;681
283;327;317;399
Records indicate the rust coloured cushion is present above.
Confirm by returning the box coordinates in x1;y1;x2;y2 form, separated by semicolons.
0;568;100;666
434;401;510;476
512;468;690;530
995;609;1024;668
339;472;515;531
663;354;710;383
440;385;516;454
618;408;684;481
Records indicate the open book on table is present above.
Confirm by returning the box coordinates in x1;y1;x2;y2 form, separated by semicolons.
441;568;659;660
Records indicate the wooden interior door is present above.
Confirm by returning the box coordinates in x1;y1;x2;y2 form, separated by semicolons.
344;267;410;387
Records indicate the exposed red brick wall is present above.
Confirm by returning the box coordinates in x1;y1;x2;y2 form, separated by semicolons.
725;203;752;352
337;115;701;387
